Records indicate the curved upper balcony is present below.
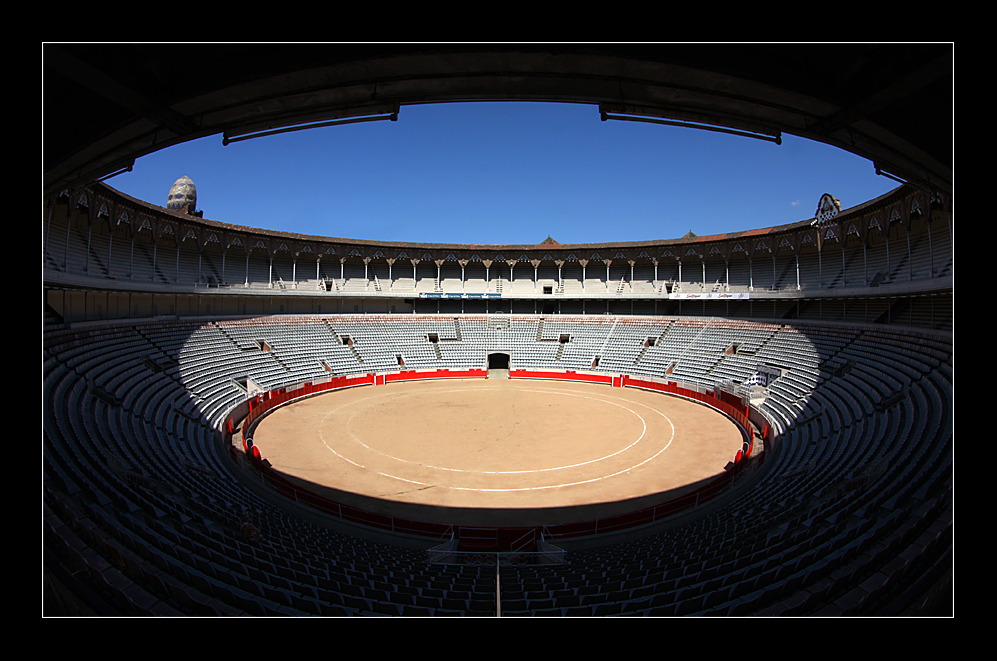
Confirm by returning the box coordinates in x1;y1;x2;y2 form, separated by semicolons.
44;181;952;302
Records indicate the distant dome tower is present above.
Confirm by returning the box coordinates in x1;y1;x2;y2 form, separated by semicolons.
167;175;197;214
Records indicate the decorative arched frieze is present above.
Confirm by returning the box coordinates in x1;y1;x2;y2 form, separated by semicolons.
157;221;179;249
909;196;923;218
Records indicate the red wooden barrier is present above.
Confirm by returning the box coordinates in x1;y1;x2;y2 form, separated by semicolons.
509;369;613;385
225;366;760;544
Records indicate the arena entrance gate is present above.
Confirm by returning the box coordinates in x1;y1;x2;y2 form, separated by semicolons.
487;352;510;375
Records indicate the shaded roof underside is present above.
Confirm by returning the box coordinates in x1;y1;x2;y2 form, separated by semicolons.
44;44;952;198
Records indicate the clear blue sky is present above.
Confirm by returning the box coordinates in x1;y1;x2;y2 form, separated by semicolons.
108;101;900;246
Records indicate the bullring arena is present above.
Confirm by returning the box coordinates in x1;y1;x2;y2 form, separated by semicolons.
248;376;744;526
44;44;952;617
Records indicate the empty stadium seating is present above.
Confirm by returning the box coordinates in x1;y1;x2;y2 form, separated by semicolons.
44;312;952;616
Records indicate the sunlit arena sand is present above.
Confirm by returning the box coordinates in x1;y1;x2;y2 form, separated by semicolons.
250;377;745;527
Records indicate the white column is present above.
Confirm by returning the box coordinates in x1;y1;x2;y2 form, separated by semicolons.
885;232;890;281
63;212;71;269
107;228;114;277
44;202;54;264
84;222;92;274
906;227;912;281
927;221;934;277
842;242;847;286
863;243;868;285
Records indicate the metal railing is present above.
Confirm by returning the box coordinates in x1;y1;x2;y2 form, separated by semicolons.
427;529;565;566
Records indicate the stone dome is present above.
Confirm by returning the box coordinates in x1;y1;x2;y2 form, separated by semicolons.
166;175;197;212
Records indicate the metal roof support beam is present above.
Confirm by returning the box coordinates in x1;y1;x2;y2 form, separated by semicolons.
600;108;783;145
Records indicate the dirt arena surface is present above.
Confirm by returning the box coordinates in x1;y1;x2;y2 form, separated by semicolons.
250;375;745;527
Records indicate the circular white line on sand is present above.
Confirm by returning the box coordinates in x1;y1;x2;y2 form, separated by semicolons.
314;384;677;492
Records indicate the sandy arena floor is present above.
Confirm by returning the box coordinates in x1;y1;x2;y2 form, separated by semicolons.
249;375;745;527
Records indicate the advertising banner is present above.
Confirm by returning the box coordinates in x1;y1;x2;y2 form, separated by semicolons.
419;292;502;299
668;292;750;300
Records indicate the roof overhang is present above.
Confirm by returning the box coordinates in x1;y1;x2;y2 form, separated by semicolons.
44;43;952;198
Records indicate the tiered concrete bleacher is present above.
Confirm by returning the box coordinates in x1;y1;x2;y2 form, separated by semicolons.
44;313;951;616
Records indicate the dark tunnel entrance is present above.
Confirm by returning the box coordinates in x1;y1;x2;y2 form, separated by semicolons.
487;352;510;373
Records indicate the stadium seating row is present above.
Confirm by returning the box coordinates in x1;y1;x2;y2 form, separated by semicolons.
44;314;951;616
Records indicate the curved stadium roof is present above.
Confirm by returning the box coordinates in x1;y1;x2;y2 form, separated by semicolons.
44;43;952;200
